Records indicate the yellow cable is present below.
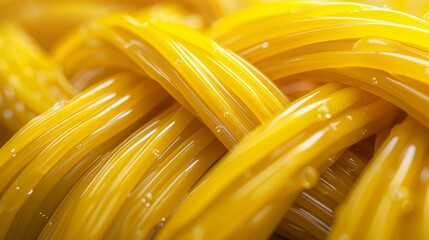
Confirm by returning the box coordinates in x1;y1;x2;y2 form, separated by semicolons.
106;128;226;239
330;117;429;239
0;1;428;240
208;2;429;129
156;84;401;239
279;150;367;239
52;12;289;147
0;74;170;239
0;25;76;135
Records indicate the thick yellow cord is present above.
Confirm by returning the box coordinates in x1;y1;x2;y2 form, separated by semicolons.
209;2;429;129
0;1;428;240
52;12;290;147
330;118;429;240
156;85;401;239
0;74;171;239
278;149;367;239
0;25;76;136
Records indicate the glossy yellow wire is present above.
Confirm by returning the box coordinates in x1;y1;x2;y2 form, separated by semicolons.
156;84;401;239
52;12;289;147
330;117;429;240
39;108;173;239
0;25;76;135
0;1;428;240
209;2;429;129
0;73;171;239
105;128;225;239
279;150;367;239
39;105;224;239
0;73;138;193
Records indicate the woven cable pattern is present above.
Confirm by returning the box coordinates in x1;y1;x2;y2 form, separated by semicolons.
0;0;428;239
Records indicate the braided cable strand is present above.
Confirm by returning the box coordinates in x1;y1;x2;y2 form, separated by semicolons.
0;1;428;240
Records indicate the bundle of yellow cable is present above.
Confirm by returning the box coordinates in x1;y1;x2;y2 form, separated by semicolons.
0;0;428;240
0;25;76;139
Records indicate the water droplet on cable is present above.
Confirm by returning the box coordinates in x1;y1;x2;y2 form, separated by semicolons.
339;234;350;240
146;193;153;201
39;212;49;219
317;105;331;120
5;81;16;98
3;109;13;119
391;186;409;201
174;58;183;66
372;76;379;85
192;225;205;239
353;37;399;52
27;189;34;195
329;122;338;131
420;167;429;182
362;125;369;135
300;166;318;189
153;149;160;158
15;102;25;112
261;42;269;49
124;42;133;50
53;100;66;110
401;200;414;213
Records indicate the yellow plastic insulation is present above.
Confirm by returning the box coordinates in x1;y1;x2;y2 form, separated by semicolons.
0;1;428;240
